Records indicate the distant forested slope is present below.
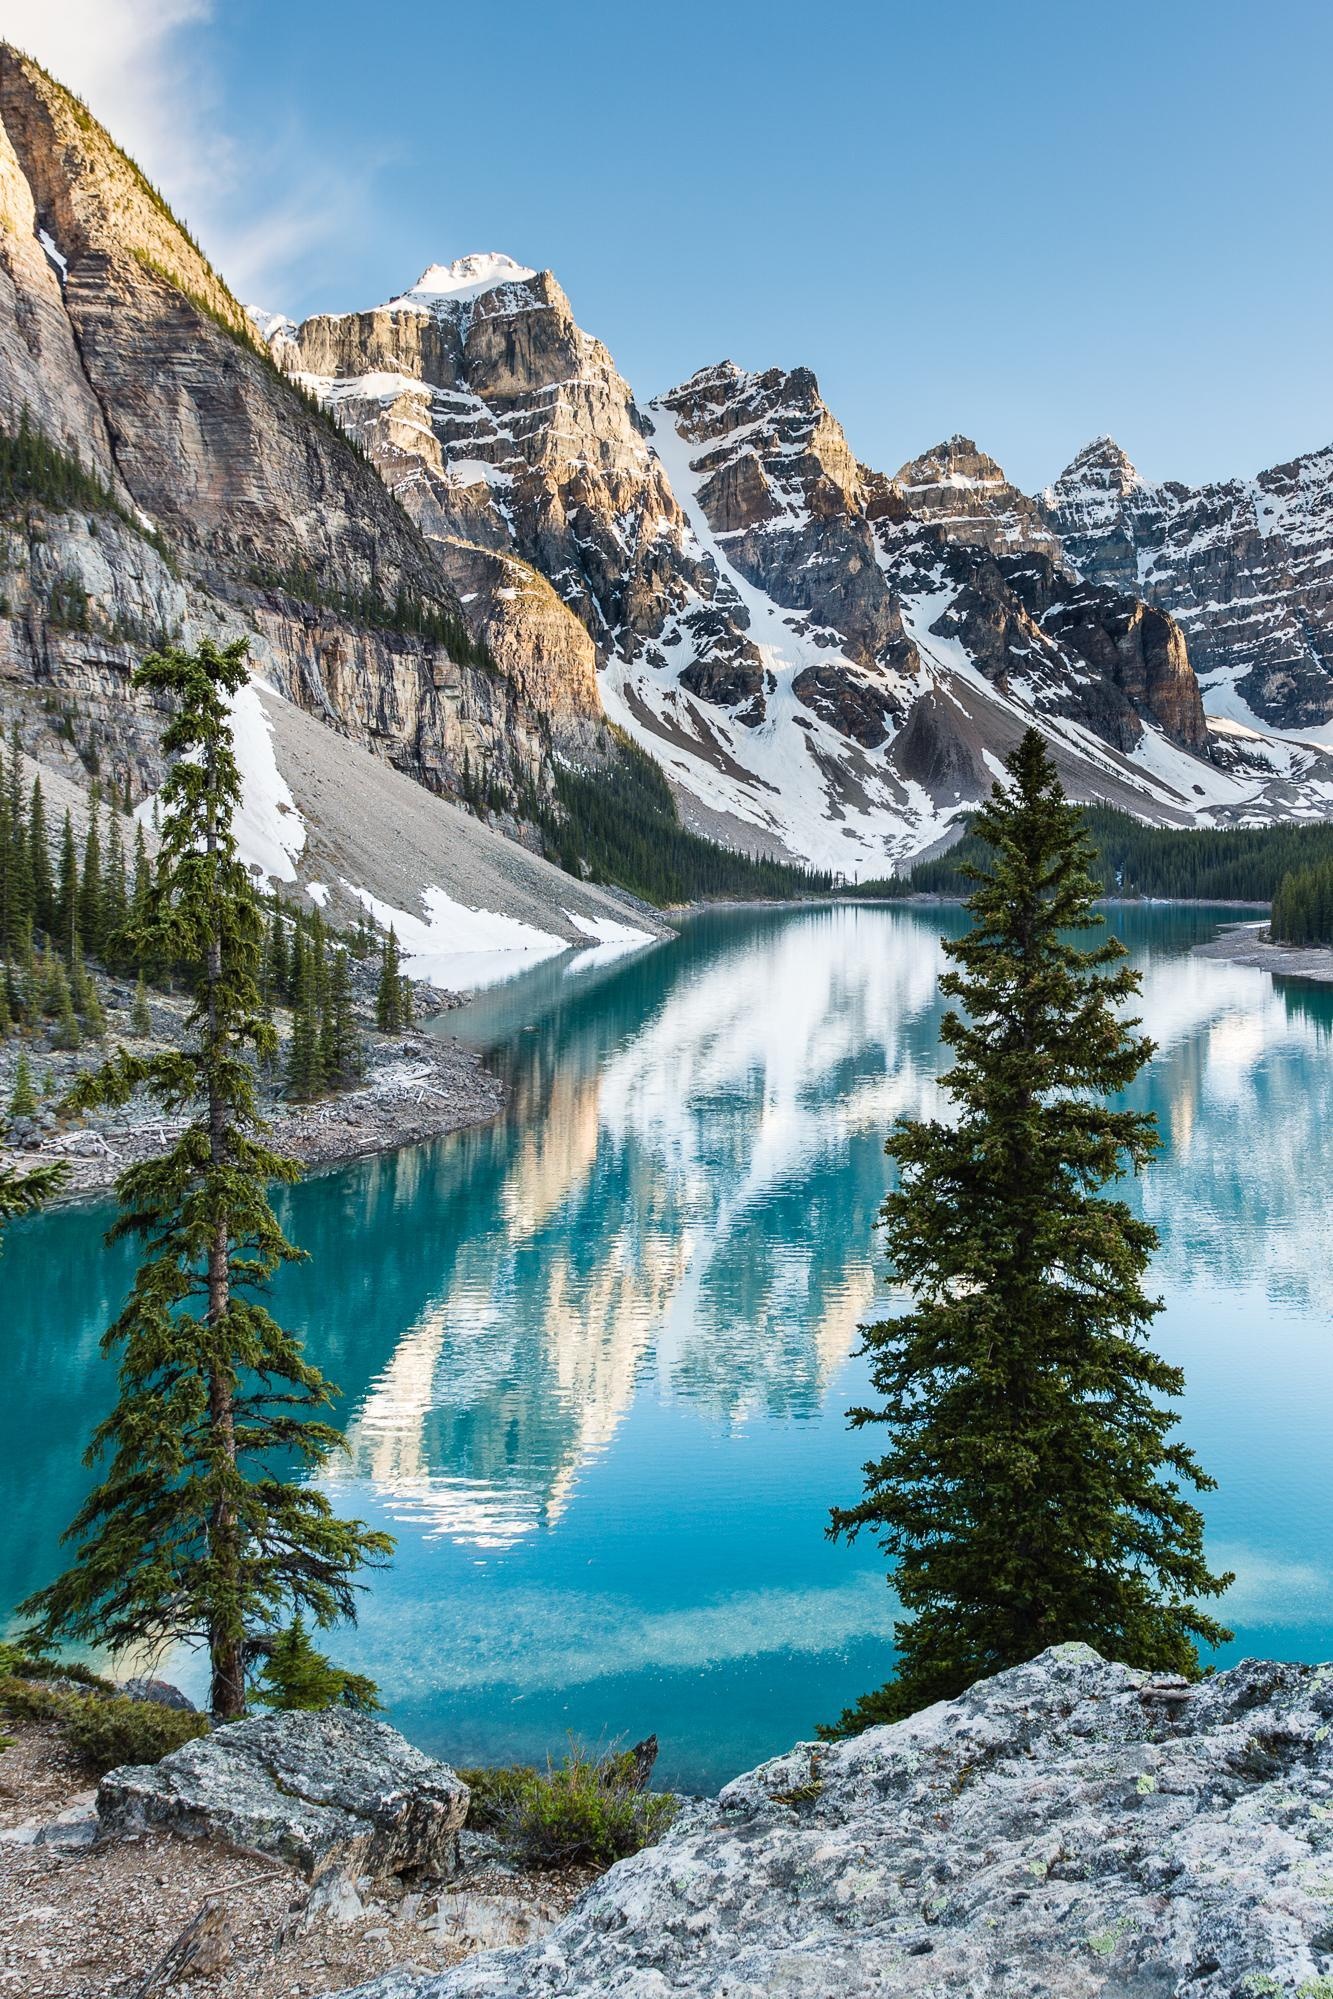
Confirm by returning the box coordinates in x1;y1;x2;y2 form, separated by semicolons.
896;810;1333;904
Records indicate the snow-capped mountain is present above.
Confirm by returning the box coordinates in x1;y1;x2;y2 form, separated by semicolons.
266;257;1333;868
1044;437;1333;734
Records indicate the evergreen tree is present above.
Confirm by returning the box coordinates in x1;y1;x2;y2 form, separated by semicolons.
41;944;71;1020
9;1048;36;1117
320;948;363;1089
129;974;152;1037
253;1615;380;1713
24;639;391;1718
824;730;1232;1733
261;909;286;1007
0;1137;63;1235
55;813;79;963
50;981;81;1051
28;779;53;939
285;942;325;1101
128;824;155;980
375;927;404;1033
78;811;103;959
72;946;106;1039
130;824;152;922
0;971;9;1039
288;916;307;1013
0;724;34;956
101;812;129;966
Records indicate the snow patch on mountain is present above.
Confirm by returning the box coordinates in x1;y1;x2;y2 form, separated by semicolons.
384;253;538;312
600;400;936;875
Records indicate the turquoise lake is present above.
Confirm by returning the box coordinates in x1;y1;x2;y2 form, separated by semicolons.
3;902;1332;1791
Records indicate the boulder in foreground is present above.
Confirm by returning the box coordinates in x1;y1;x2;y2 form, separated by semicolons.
336;1645;1333;1996
98;1708;469;1884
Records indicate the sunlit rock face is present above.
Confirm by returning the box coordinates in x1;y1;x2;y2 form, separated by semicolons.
339;1646;1333;1999
0;53;592;811
893;433;1061;559
1045;436;1333;731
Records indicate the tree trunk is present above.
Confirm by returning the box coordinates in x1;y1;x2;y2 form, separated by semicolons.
202;745;244;1721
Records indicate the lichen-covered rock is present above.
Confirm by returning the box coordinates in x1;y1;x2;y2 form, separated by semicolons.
97;1709;469;1886
336;1646;1333;1998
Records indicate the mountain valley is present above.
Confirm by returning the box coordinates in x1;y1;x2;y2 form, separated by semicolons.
5;43;1333;930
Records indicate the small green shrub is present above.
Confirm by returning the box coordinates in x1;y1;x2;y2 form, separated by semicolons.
457;1762;538;1831
484;1741;676;1869
60;1693;208;1775
0;1674;68;1721
0;1635;110;1690
0;1670;207;1774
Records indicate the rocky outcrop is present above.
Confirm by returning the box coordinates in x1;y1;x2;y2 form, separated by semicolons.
895;434;1062;560
1044;435;1333;730
659;363;913;673
98;1708;470;1886
339;1645;1333;1998
281;257;692;676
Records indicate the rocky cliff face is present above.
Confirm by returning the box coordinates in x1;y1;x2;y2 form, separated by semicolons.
0;53;597;819
340;1645;1333;1999
283;255;665;708
275;264;1300;871
1045;435;1333;731
894;434;1061;559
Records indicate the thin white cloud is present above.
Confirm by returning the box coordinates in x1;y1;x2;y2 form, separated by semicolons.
2;0;221;212
1;0;369;307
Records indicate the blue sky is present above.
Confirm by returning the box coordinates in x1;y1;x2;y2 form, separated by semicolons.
8;0;1332;489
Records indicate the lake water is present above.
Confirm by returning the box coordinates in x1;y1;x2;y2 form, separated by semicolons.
3;903;1333;1791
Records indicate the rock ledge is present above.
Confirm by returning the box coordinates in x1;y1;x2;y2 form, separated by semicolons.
98;1708;469;1885
337;1646;1333;1997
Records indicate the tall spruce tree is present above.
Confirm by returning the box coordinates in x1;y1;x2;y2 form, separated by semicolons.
375;926;404;1033
102;811;129;966
285;945;325;1101
24;640;391;1716
320;947;363;1089
55;812;78;962
78;810;103;958
825;730;1232;1732
28;778;53;939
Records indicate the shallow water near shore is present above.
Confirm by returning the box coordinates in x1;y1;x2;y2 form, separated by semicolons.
3;902;1333;1792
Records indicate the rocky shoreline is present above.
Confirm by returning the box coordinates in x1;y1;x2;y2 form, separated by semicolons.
343;1646;1333;1999
0;973;506;1206
1193;918;1333;984
0;1033;505;1204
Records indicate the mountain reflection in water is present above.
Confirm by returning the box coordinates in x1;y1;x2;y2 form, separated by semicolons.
4;904;1333;1787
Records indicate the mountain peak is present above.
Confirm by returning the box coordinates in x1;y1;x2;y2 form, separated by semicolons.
1050;436;1144;500
895;437;1007;491
389;252;538;310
